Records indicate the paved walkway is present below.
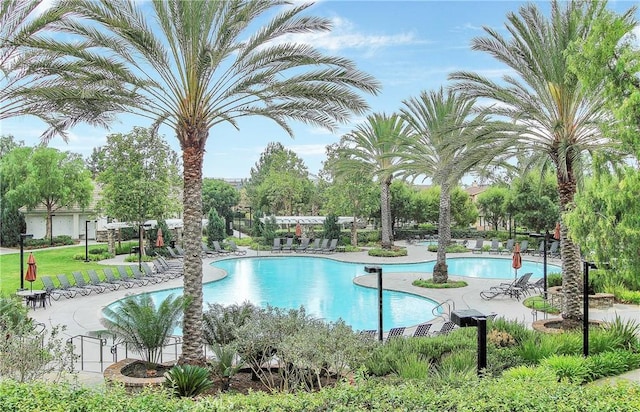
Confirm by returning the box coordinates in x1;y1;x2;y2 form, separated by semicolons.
21;241;640;387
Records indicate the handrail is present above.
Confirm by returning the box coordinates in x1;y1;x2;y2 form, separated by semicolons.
432;299;456;320
67;334;108;372
110;335;183;364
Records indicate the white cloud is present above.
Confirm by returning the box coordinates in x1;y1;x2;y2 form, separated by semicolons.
285;144;328;156
274;16;425;54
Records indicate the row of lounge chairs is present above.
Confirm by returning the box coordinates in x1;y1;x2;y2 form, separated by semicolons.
271;238;338;253
470;238;560;257
479;273;544;301
359;319;478;342
201;240;247;257
40;259;183;300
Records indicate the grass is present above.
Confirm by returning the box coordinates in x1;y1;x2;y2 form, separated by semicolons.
523;295;561;314
412;278;468;288
0;244;125;297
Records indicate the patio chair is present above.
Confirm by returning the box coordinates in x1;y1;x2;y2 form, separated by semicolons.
307;238;321;253
433;321;457;336
103;267;134;289
166;246;183;260
142;261;177;281
296;238;310;253
385;327;406;342
212;241;230;256
87;269;119;291
72;271;105;294
488;239;500;254
527;277;545;294
132;264;167;283
174;245;186;256
359;330;378;340
41;275;75;299
321;238;338;253
471;238;484;253
500;239;515;255
412;323;433;337
519;240;529;255
310;238;328;253
271;238;282;253
116;266;149;286
480;273;532;301
56;274;91;296
281;237;294;252
202;242;218;257
228;240;247;256
531;241;545;256
548;240;560;258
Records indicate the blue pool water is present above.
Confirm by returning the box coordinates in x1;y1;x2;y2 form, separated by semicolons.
106;257;560;333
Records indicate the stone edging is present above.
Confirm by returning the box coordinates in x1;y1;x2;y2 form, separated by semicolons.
104;358;168;391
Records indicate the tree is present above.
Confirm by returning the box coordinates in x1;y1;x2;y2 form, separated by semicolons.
0;136;26;246
476;186;509;231
450;1;616;322
202;179;240;236
247;142;312;216
390;181;416;232
1;0;129;140
399;88;504;283
49;0;379;365
417;186;478;229
322;213;341;242
506;171;559;232
2;146;93;240
412;187;439;225
97;127;181;227
206;208;226;245
331;114;410;249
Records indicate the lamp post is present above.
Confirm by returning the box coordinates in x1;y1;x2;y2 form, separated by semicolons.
84;220;96;262
364;265;383;342
529;231;550;299
582;261;596;357
50;214;55;246
19;233;34;290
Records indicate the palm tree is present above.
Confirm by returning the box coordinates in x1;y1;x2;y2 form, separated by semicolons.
50;0;379;364
330;113;410;249
102;294;184;368
450;1;614;322
399;88;507;283
1;0;122;139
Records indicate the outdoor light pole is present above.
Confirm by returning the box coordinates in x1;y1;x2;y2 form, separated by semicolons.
19;233;33;290
50;214;55;246
365;265;383;342
582;261;596;357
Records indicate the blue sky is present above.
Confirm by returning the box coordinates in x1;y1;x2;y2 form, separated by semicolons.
2;1;638;180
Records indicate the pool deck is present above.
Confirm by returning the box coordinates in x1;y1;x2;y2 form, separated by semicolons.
21;241;640;386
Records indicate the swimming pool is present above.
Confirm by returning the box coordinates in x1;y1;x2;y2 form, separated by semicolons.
106;256;560;333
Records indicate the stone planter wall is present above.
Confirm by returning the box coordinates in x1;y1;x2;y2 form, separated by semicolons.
547;286;614;309
104;358;168;392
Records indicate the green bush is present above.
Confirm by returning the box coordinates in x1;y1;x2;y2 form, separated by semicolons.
541;354;590;383
165;364;213;398
490;318;534;344
426;244;469;253
73;252;114;261
412;278;467;288
367;247;407;257
547;273;562;287
115;242;138;255
585;350;640;382
603;316;640;350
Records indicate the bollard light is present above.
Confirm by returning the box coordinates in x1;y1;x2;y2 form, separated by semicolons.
364;265;383;342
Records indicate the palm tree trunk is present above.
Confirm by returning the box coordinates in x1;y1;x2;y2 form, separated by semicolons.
558;173;582;323
434;183;451;283
179;144;205;365
351;217;358;246
380;177;392;249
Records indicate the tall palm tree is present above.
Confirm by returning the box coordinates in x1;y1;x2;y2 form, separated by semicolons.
331;113;410;249
49;0;379;364
399;88;507;283
1;0;123;139
450;1;614;322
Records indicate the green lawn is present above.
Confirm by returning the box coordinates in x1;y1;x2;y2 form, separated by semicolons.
0;245;124;297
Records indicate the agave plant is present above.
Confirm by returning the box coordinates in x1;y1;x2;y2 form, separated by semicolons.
101;294;185;368
164;364;213;398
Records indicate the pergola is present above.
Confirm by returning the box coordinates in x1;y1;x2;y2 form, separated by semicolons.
259;216;354;226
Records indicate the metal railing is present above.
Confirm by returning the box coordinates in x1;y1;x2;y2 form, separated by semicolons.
432;299;455;320
67;335;109;372
110;336;183;364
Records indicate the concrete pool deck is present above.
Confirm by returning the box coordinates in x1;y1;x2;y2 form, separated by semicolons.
19;241;640;386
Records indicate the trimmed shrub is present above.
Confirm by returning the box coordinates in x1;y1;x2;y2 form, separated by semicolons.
165;364;213;398
367;247;407;257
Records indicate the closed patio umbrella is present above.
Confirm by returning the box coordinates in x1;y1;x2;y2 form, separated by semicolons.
553;222;560;240
25;252;37;292
156;227;164;248
512;243;522;279
295;222;302;238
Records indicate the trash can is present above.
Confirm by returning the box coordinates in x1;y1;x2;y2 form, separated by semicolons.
170;240;176;248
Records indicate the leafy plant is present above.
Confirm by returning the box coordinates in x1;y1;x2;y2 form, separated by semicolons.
101;294;185;368
541;355;589;384
585;350;640;382
393;352;431;379
164;364;213;398
603;316;640;350
367;247;408;257
412;278;468;288
209;344;242;391
487;330;516;347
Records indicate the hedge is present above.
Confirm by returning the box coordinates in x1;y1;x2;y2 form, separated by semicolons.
1;373;639;411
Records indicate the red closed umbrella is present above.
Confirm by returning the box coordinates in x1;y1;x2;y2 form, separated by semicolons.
553;222;561;240
25;252;37;292
512;243;522;279
295;222;302;238
156;227;164;248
